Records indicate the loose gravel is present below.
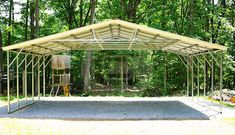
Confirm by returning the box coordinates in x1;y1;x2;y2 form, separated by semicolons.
0;97;209;120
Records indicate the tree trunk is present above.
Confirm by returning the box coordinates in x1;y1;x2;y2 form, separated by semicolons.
188;0;195;35
30;0;35;39
83;0;96;91
7;0;13;45
79;0;83;27
25;0;29;40
35;0;39;37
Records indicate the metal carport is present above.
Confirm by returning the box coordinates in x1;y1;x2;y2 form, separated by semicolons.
2;19;227;114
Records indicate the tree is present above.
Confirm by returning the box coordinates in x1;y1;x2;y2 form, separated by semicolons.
83;0;96;91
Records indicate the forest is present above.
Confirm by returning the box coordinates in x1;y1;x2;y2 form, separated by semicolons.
0;0;234;96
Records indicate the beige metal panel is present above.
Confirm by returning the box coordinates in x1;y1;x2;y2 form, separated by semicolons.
113;20;227;51
2;19;114;51
2;19;227;54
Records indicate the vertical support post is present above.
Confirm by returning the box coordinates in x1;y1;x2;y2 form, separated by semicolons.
16;53;19;108
32;55;34;101
43;55;46;98
187;57;189;97
7;51;10;113
197;57;200;101
219;53;223;113
38;56;40;100
25;54;28;104
191;56;194;101
164;52;167;95
203;58;206;99
211;59;214;94
121;56;124;92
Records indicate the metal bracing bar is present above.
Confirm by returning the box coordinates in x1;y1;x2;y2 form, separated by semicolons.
32;44;55;52
24;53;28;104
8;101;38;114
18;47;38;68
16;52;19;108
45;57;52;67
197;58;200;101
43;55;46;98
179;49;198;68
33;55;42;68
26;55;36;68
164;50;188;57
179;44;197;52
189;47;212;74
219;53;223;113
18;53;29;67
8;48;24;67
38;55;41;100
91;29;104;50
32;55;34;101
202;54;212;68
194;55;204;66
128;29;139;50
188;56;199;68
192;56;194;101
176;54;187;67
7;51;10;113
207;50;222;68
39;55;49;68
180;54;193;68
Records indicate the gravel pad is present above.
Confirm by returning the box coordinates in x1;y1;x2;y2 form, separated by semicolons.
0;99;209;120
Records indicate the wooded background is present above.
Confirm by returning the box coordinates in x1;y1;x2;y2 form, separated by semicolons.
0;0;234;96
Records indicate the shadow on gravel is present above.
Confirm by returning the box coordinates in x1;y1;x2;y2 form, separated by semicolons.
0;100;209;120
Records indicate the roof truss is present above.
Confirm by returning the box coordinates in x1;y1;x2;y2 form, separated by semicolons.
2;19;227;55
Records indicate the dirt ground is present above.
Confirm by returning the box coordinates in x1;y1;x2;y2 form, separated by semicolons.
0;118;235;135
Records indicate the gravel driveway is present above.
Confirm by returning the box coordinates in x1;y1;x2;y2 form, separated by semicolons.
0;97;209;120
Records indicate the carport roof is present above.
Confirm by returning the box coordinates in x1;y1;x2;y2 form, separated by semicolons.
2;19;227;55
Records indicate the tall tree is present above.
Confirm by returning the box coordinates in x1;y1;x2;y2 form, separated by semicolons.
30;0;35;39
83;0;96;91
35;0;39;37
7;0;13;45
25;0;29;40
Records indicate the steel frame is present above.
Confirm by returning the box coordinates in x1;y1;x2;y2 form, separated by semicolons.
7;50;50;113
176;49;224;113
7;47;224;114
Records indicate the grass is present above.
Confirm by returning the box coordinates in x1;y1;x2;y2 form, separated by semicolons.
206;97;235;108
223;118;235;125
0;95;27;102
78;90;143;97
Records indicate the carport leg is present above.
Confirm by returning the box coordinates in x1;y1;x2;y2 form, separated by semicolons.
16;53;19;108
203;59;206;100
32;55;34;101
219;53;223;114
187;59;189;97
43;55;46;98
197;58;199;102
38;56;41;100
191;56;194;101
211;59;214;95
7;51;10;113
25;54;28;104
